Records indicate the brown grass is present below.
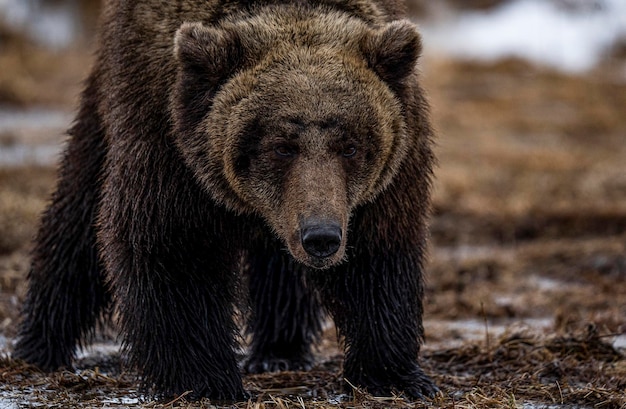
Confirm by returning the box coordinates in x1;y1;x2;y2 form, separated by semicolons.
1;327;623;408
0;20;92;108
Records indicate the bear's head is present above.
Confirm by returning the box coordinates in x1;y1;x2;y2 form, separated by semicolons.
172;8;422;269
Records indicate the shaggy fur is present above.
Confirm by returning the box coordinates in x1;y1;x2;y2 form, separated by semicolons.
14;0;437;401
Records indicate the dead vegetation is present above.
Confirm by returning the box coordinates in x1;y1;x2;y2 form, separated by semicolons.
0;19;92;108
1;327;624;408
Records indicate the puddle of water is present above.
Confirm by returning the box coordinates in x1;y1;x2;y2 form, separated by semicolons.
0;144;62;167
433;244;515;263
0;109;72;132
440;317;552;335
424;317;554;350
98;395;142;406
0;388;141;408
0;108;71;166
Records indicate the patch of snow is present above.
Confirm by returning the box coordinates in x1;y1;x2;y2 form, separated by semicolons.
0;144;61;166
613;334;626;350
0;0;78;48
0;108;72;131
420;0;626;73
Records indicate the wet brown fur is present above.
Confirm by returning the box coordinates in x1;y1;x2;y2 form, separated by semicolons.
14;0;437;401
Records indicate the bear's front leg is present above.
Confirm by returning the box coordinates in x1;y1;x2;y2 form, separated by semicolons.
319;219;438;400
328;252;438;399
97;151;246;401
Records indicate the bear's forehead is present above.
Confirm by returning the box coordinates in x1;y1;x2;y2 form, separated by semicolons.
214;49;401;146
248;67;379;127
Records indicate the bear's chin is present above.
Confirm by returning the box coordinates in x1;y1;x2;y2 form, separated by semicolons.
304;255;344;270
289;245;346;270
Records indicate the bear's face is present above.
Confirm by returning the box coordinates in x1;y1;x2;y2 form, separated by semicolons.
172;9;421;269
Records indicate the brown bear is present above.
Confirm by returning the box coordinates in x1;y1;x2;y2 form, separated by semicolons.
13;0;437;401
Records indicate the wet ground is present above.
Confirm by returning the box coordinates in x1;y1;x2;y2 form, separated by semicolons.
1;3;625;408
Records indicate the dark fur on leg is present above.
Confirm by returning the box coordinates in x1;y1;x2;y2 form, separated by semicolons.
97;142;246;400
244;238;324;373
13;74;111;371
321;248;438;399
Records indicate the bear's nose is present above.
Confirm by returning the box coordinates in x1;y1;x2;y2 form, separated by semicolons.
301;222;342;258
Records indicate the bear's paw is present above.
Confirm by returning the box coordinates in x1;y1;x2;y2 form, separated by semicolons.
243;353;315;374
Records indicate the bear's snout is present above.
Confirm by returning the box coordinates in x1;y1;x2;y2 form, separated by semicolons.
300;220;342;259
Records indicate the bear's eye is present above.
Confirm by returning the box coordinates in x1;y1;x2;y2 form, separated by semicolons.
274;144;298;158
342;145;357;158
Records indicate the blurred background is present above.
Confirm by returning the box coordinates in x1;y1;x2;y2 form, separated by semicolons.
0;0;625;406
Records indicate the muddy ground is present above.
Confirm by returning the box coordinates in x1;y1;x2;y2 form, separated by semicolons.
1;10;625;409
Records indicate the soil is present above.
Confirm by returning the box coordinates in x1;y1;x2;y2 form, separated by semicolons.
0;9;625;409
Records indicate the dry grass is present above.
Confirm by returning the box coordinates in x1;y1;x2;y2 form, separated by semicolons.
1;327;624;408
0;20;92;108
0;167;55;255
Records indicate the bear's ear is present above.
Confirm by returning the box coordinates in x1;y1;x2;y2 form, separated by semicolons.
360;20;422;89
174;22;243;85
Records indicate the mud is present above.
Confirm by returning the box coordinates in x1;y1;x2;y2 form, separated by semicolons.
0;3;624;408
